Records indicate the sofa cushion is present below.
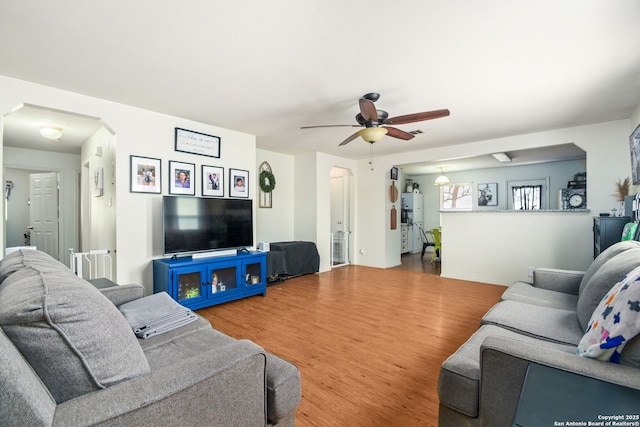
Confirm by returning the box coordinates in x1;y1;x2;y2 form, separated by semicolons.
577;265;640;363
482;300;584;345
501;281;579;310
0;327;56;426
577;248;640;330
143;326;240;369
0;263;150;403
438;325;575;418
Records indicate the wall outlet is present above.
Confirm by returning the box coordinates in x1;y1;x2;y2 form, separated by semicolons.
527;267;535;277
359;249;364;255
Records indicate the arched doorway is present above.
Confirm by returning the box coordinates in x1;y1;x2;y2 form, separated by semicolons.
2;104;116;273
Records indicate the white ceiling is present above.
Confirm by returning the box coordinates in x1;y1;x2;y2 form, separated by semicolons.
1;1;639;167
3;104;104;155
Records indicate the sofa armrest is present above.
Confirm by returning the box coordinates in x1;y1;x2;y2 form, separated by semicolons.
99;284;145;307
53;339;267;426
477;335;640;427
532;268;584;294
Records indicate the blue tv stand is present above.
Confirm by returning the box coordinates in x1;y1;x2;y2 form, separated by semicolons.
153;251;267;310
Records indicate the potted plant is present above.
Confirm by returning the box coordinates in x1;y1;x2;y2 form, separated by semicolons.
613;177;631;215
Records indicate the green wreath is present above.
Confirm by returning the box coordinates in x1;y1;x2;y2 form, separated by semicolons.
259;170;276;193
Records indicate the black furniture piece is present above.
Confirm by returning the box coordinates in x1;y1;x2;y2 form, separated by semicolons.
512;363;640;426
593;215;630;258
266;241;320;283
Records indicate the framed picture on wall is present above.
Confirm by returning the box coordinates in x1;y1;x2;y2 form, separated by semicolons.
169;160;196;195
130;155;161;194
229;168;249;198
202;165;224;197
390;167;398;180
478;182;497;206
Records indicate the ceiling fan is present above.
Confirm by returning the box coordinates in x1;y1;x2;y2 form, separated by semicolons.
301;92;450;146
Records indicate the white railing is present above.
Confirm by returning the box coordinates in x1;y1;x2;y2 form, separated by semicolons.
69;249;114;280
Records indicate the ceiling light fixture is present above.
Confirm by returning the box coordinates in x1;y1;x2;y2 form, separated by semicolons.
492;152;511;163
40;127;62;141
358;127;388;143
434;168;450;186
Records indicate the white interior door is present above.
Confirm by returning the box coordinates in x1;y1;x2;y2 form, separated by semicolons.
29;172;59;259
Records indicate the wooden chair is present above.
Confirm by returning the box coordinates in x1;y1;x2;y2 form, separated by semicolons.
419;226;436;260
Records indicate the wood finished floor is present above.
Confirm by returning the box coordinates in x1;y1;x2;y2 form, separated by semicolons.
394;251;441;275
197;265;504;427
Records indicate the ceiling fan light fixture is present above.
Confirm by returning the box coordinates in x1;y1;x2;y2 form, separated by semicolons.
40;127;62;141
492;152;511;163
358;127;388;143
434;168;450;186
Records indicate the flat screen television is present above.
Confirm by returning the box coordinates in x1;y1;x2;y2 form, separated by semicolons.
163;196;253;255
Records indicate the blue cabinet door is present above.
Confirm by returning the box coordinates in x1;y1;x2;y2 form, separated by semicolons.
170;266;208;309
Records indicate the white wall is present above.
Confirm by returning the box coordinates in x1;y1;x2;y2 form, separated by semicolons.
631;105;640;133
355;118;634;284
442;211;593;285
0;75;256;295
255;149;294;243
355;160;391;267
293;152;357;272
2;74;638;289
81;126;116;253
293;152;317;243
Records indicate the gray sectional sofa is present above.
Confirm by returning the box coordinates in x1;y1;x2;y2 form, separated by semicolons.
0;249;301;426
438;240;640;426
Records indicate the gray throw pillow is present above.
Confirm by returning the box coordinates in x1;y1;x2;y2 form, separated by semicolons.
0;264;150;403
0;248;62;284
579;240;640;296
576;248;640;330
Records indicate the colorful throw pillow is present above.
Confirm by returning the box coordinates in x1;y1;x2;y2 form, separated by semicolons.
577;265;640;362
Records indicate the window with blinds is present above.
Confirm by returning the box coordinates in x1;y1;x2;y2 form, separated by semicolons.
512;185;542;210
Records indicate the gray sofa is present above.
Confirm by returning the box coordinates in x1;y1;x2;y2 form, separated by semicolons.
438;240;640;426
0;249;301;426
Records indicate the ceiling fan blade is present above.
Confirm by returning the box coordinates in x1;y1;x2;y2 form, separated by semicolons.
384;126;415;141
359;98;378;122
301;124;361;129
384;109;450;125
339;131;361;146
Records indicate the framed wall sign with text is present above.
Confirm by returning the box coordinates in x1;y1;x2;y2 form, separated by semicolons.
175;127;221;158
